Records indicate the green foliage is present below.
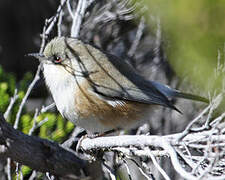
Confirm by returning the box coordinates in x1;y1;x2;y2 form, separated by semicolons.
21;114;33;134
140;0;225;92
38;113;74;142
0;65;75;178
0;82;10;112
0;65;28;116
21;166;32;179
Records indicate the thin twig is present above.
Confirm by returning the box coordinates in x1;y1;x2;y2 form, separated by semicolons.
71;0;88;38
28;171;37;180
45;0;67;36
40;103;55;113
177;104;211;141
16;162;19;180
145;148;170;180
127;157;153;180
161;140;198;180
28;109;39;136
102;160;117;180
66;0;74;18
20;165;23;180
46;172;54;180
14;65;41;129
122;158;132;180
57;0;64;37
128;16;145;57
7;158;11;180
153;17;161;63
4;89;18;119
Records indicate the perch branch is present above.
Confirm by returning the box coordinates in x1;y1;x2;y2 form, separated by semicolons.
0;113;86;178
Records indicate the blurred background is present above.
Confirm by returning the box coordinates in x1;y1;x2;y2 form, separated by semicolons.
0;0;57;79
143;0;225;91
0;0;224;179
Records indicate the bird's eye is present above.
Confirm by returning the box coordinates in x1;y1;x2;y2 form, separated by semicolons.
53;55;62;64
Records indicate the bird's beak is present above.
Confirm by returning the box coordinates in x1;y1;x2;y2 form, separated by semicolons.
26;53;47;62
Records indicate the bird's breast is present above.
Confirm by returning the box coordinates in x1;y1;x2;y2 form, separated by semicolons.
43;64;78;120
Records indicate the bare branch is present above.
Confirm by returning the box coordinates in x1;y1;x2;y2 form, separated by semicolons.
66;0;74;19
45;0;67;36
4;89;18;120
128;16;145;57
0;113;86;178
7;158;11;180
177;94;222;141
102;161;117;180
145;148;170;180
127;158;153;180
57;0;64;37
70;0;88;38
28;171;37;180
40;103;55;113
28;109;39;136
14;65;41;130
122;158;132;180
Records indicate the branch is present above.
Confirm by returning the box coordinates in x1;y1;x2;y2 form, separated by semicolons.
70;0;88;38
0;113;86;178
81;124;225;180
45;0;67;36
4;89;18;119
81;135;197;179
127;16;145;58
14;65;41;129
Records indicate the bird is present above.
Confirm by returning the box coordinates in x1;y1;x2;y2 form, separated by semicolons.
29;37;209;133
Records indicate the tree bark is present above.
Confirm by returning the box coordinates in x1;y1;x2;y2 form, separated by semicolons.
0;113;86;178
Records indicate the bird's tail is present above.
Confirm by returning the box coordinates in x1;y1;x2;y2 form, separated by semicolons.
151;81;209;104
172;91;209;103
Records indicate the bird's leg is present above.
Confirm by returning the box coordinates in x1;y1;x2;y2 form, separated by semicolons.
94;128;121;137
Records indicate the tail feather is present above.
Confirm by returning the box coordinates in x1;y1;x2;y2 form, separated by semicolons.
173;91;209;103
151;81;209;104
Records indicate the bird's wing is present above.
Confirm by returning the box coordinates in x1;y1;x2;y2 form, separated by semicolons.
90;78;180;112
82;43;207;112
80;50;180;112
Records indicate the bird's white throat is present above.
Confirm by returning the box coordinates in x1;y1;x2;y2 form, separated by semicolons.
43;63;78;121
